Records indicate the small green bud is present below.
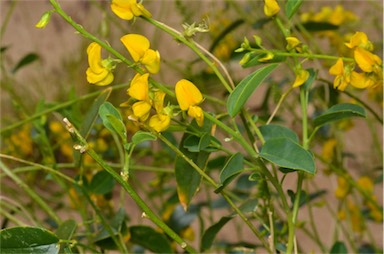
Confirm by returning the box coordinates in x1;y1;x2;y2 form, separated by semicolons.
35;11;53;29
239;52;252;66
253;35;263;47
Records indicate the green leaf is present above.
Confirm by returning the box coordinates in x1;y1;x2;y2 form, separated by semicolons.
183;133;212;152
260;138;315;174
259;124;299;143
330;241;348;254
241;52;286;68
94;208;127;249
131;130;157;145
56;219;77;240
56;220;77;254
129;226;172;253
75;88;112;167
301;21;339;31
89;170;115;195
200;198;258;251
98;102;126;141
201;216;233;252
227;64;279;117
314;103;366;128
0;227;59;254
285;0;303;19
12;53;39;73
79;88;112;139
215;153;244;193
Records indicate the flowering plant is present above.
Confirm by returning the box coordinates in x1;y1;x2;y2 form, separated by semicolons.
1;1;382;253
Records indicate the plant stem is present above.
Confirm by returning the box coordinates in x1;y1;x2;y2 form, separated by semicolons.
142;17;234;93
64;119;198;254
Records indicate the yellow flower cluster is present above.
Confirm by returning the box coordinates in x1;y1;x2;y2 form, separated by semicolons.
329;32;383;91
300;5;357;26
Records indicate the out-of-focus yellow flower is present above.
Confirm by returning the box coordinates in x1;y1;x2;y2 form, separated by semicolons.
264;0;280;17
180;226;195;241
292;69;309;88
366;196;383;222
357;176;374;194
121;34;160;74
175;79;204;127
322;138;337;162
345;32;374;51
335;176;349;199
128;73;152;121
329;58;352;91
286;37;302;52
86;42;115;86
301;5;357;26
347;199;364;232
111;0;151;20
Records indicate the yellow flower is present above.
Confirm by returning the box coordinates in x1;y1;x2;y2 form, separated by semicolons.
322;138;337;162
128;73;152;121
347;199;365;232
111;0;151;20
86;42;114;86
286;37;301;51
264;0;280;17
329;58;352;91
175;79;204;127
149;91;172;132
149;113;171;132
357;176;374;194
350;71;376;89
345;31;374;51
335;176;349;199
292;69;309;88
353;47;382;73
121;34;160;74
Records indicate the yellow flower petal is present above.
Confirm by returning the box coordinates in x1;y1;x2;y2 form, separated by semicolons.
188;105;204;127
87;42;105;73
292;69;309;88
264;0;280;17
329;58;344;76
121;34;150;62
286;37;301;51
149;114;171;132
128;73;149;100
111;0;135;20
350;71;373;89
132;101;151;121
354;47;381;73
141;49;161;74
86;68;114;86
175;79;203;110
153;91;166;113
345;31;373;51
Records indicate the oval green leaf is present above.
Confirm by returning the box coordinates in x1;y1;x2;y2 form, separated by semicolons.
216;153;244;193
0;227;59;254
259;124;299;143
89;170;115;195
12;53;39;73
314;103;366;128
201;216;233;252
131;130;157;145
99;102;126;141
227;64;279;117
129;226;172;253
260;138;315;174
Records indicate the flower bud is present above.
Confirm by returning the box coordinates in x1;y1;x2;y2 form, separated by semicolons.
35;11;53;29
